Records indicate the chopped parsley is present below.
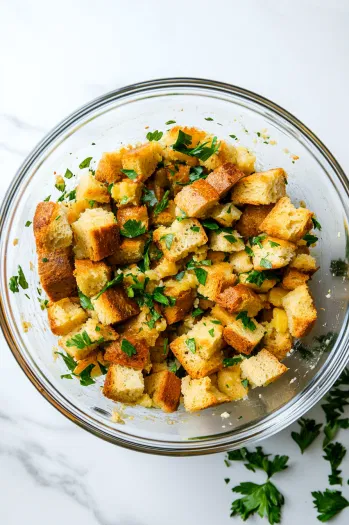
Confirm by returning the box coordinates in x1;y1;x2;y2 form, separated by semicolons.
64;168;74;179
78;289;94;310
269;240;280;247
303;233;318;246
189;166;208;183
208;328;215;337
330;259;348;277
120;220;147;238
42;257;48;263
312;489;349;522
43;195;51;202
323;442;346;486
312;217;322;230
9;265;28;293
291;418;322;453
229;134;238;141
193;267;208;286
224;234;237;244
154;190;170;216
241;379;249;388
249;235;266;249
25;220;32;227
245;246;254;257
55;181;65;193
192;308;204;317
66;331;93;349
172;130;220;161
205;117;214;121
79;364;96;386
185;338;196;353
38;298;49;310
160;233;174;250
153;286;175;306
223;356;243;367
55;351;77;372
146;130;163;141
79;157;92;169
175;271;185;281
202;218;220;230
120;169;138;180
260;257;273;269
236;311;256;331
190;225;200;232
94;273;124;299
121;338;137;357
165;120;176;125
142;187;158;207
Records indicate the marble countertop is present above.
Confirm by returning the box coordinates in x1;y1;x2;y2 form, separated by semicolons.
1;1;349;524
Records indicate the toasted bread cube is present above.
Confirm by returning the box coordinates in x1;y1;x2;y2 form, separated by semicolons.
270;307;288;333
117;205;148;232
124;306;167;347
259;197;313;242
95;150;125;184
210;202;242;227
210;305;236;326
263;317;292;361
207;250;227;264
209;230;245;253
59;318;117;360
107;236;146;265
174;179;219;218
168;165;191;195
73;349;108;378
197;262;237;301
104;336;149;370
144;370;181;413
181;376;229;412
162;126;206;166
217;284;264;317
163;273;197;325
235;146;256;175
76;173;110;204
268;286;289;307
72;208;119;261
92;286;139;325
206;163;246;198
122;142;162;181
223;316;265;354
229;251;253;274
236;204;274;238
170;334;223;379
48;297;88;336
251;236;296;271
103;364;144;403
239;272;278;293
152;258;179;279
38;247;77;301
240;348;288;387
186;316;224;359
66;199;107;224
199;298;215;310
200;139;238;171
34;202;72;251
150;334;170;363
151;200;176;226
231;168;287;206
153;219;207;262
282;284;317;338
122;264;146;288
290;253;318;273
74;259;111;297
217;364;248;400
111;180;142;207
282;268;310;290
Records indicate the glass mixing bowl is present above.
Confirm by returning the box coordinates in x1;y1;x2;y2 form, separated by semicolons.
1;78;349;455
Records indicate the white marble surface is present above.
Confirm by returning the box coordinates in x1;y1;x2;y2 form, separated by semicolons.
1;1;349;524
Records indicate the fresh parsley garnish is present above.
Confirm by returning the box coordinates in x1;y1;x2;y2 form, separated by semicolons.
194;267;208;286
231;481;285;524
245;246;254;257
78;289;94;310
55;351;77;372
312;217;322;230
160;233;174;250
25;220;32;227
175;271;185;281
64;168;74;179
79;157;92;169
189;166;207;183
321;369;349;447
269;240;280;247
323;442;347;486
120;169;138;180
303;233;318;246
205;117;214;121
208;328;215;337
66;331;93;349
142;187;158;207
241;379;249;388
191;225;200;232
260;257;273;269
94;273;124;299
312;489;349;522
9;265;28;293
172;130;220;161
225;234;237;244
153;286;175;306
43;195;51;202
154;190;170;216
250;235;266;249
78;364;96;386
291;418;322;453
146;130;163;141
98;361;108;375
38;298;48;310
202;218;220;230
236;311;256;331
165;120;176;125
227;446;289;479
120;220;147;238
246;270;271;287
223;356;243;367
192;308;204;317
55;181;65;193
185;338;196;353
121;338;137;357
229;134;238;141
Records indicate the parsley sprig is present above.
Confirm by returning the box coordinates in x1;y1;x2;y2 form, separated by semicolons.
312;490;349;522
323;442;347;485
172;130;221;161
120;219;147;238
291;418;322;453
236;311;256;331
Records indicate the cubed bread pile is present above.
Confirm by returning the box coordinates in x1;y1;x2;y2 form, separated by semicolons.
33;126;319;413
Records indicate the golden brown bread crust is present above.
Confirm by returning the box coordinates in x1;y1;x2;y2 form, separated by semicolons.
145;370;181;413
206;163;245;197
170;336;223;379
149;334;170;363
34;201;58;246
107;236;146;265
163;288;196;325
104;335;149;370
174;179;219;218
217;284;263;317
93;286;140;324
95;151;124;184
223;324;262;355
236;204;274;238
282;268;310;290
89;222;120;261
38;247;77;301
117;205;148;231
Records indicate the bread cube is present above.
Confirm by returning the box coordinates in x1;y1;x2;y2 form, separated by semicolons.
162;126;206;166
207;250;227;264
200;139;238;171
181;376;229;412
92;286;139;325
235;146;256;175
76;173;110;204
168;165;190;195
251;236;296;271
223;315;265;354
149;334;170;363
122;142;162;181
103;364;144;403
72;208;119;261
239;272;278;293
268;286;289;307
240;348;288;387
290;253;318;273
210;202;242;227
117;205;149;232
144;370;181;413
124;306;167;347
217;364;248;400
236;204;274;238
151;200;176;226
66;199;105;224
263;321;292;361
217;284;264;317
186;316;224;359
34;202;72;251
104;336;149;370
163;274;197;325
282;284;317;337
174;179;219;218
282;268;310;290
152;258;179;279
170;334;223;379
259;197;313;242
210;305;236;326
38;247;77;301
73;349;108;378
231;168;287;206
206;163;246;198
95;150;126;184
74;259;111;297
59;318;117;360
197;262;237;301
107;236;146;266
229;251;253;273
111;180;142;206
153;219;207;262
48;297;88;336
209;230;245;253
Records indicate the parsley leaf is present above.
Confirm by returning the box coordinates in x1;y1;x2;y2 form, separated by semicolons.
260;257;273;269
43;195;51;202
205;117;214;121
64;168;74;179
120;220;146;238
186;338;196;353
312;217;322;230
120;169;138;180
323;442;347;485
229;134;238;141
160;233;174;250
245;270;279;287
121;338;137;357
194;267;208;286
55;351;78;372
291;418;322;453
165;120;176;125
153;286;172;306
312;489;349;522
9;266;28;292
241;379;249;388
172;129;192;150
172;130;220;161
227;446;289;479
223;356;243;367
269;240;280;247
79;363;96;386
94;273;124;299
224;234;237;244
154;190;170;216
208;328;215;337
79;157;92;169
245;246;254;257
189;166;207;183
202;218;220;230
236;311;256;331
142;187;158;207
25;220;32;227
175;271;185;281
9;276;19;293
192;308;204;317
146;130;163;141
250;235;266;249
303;233;318;246
55;181;65;193
231;481;285;525
98;361;108;375
66;331;93;350
78;289;94;310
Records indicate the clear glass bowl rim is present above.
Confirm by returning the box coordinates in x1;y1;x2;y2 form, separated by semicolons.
1;77;349;456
